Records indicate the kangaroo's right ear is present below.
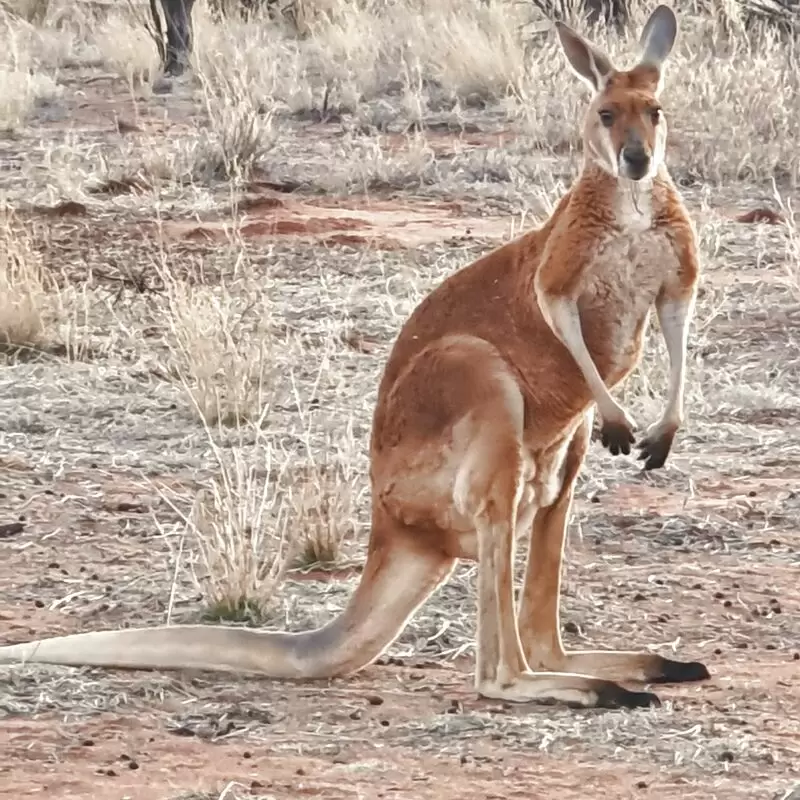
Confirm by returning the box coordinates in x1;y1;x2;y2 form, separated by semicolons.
638;4;678;69
555;21;615;94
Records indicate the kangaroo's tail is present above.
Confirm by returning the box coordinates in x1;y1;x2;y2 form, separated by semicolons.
0;533;454;678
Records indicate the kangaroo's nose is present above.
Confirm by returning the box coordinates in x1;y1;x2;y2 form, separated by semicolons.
621;145;650;180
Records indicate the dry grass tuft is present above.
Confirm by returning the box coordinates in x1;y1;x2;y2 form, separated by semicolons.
0;211;99;361
0;211;48;349
0;14;62;130
157;258;277;428
168;430;294;625
191;9;282;181
288;422;366;568
772;183;800;299
195;70;279;182
93;11;160;85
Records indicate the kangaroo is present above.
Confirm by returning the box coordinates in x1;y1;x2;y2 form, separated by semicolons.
0;5;709;710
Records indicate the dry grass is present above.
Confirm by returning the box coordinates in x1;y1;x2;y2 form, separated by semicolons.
0;212;48;348
94;10;160;85
0;10;62;130
287;419;367;568
171;427;294;624
0;1;799;797
156;254;277;428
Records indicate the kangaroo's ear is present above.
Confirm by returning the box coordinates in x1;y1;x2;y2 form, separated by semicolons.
555;20;615;94
639;4;678;69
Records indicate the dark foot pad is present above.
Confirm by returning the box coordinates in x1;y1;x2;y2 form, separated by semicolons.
651;658;710;684
601;421;635;456
636;432;675;471
596;681;661;709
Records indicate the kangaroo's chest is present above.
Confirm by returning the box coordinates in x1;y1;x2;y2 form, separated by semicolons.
578;225;678;380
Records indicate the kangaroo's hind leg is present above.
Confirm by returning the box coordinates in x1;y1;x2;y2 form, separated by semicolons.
416;339;660;708
374;334;659;708
516;410;710;686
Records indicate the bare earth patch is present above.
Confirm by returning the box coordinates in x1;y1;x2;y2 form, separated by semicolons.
2;3;800;799
161;194;513;250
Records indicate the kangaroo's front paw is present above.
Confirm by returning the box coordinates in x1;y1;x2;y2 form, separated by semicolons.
600;411;636;456
636;422;678;470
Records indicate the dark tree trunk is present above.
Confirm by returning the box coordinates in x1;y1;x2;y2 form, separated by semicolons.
582;0;629;31
150;0;198;76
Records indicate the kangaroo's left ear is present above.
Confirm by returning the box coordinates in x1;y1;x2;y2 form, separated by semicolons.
639;4;678;69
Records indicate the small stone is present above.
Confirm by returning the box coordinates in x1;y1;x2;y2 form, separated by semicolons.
719;750;735;762
366;694;384;706
128;761;139;771
563;621;579;634
446;699;463;714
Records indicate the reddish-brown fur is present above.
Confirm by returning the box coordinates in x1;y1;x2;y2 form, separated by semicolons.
0;6;711;711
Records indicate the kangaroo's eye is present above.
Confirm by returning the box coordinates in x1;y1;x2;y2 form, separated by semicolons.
598;109;614;127
650;107;662;125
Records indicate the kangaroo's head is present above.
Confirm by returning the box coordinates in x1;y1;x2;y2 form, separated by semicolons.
556;5;678;182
